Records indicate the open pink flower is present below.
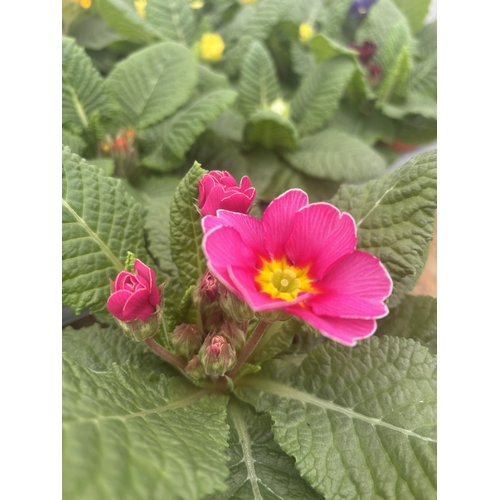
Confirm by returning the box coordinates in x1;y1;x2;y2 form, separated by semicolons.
198;171;256;216
201;189;392;346
107;259;161;322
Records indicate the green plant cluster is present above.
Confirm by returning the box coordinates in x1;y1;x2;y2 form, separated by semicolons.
62;0;436;202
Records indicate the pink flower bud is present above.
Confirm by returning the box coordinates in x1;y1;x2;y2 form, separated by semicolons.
218;321;246;351
107;259;162;323
218;282;255;321
357;41;377;65
171;324;203;359
198;171;256;216
185;355;205;380
200;334;237;375
368;64;382;82
193;270;219;307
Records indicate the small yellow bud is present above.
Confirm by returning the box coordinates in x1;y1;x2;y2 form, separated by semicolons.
80;0;91;8
189;0;204;8
134;0;147;18
299;23;314;44
269;98;290;118
199;33;225;63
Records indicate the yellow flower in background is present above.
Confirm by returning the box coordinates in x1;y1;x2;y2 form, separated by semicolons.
299;23;314;43
199;33;225;63
269;98;290;118
134;0;147;18
241;0;257;4
189;0;204;8
69;0;91;7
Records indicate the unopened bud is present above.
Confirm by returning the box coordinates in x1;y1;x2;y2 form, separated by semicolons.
114;308;162;341
219;283;255;321
368;64;382;82
357;41;377;65
171;324;203;359
193;270;219;308
200;334;236;375
219;321;246;352
185;355;205;379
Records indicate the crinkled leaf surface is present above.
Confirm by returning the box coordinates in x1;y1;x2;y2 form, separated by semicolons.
140;89;237;171
390;0;432;33
128;175;181;276
96;0;163;43
239;41;280;118
62;36;110;131
206;399;324;500
377;294;437;355
63;128;86;156
309;34;358;63
107;41;198;129
170;162;208;289
62;147;149;314
291;56;356;136
63;353;230;500
244;110;298;151
236;337;437;500
331;149;436;307
285;129;386;183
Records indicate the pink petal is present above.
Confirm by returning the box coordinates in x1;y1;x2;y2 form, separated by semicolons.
148;284;161;307
201;185;226;216
122;288;155;322
240;176;252;190
199;175;216;206
114;270;134;290
202;215;225;233
309;293;388;319
107;289;133;321
134;259;155;289
219;191;254;214
203;225;259;294
228;265;314;312
286;304;377;346
285;203;357;279
262;189;309;259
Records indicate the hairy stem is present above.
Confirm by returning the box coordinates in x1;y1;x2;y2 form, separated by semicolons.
227;319;270;378
145;337;187;370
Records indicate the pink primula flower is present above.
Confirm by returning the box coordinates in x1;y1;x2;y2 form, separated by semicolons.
201;189;392;346
107;259;161;322
199;170;256;216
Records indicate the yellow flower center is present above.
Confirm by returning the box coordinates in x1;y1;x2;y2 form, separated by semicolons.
199;33;225;62
255;257;315;302
299;23;314;43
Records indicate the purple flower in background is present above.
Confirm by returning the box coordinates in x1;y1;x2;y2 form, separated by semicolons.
349;0;378;18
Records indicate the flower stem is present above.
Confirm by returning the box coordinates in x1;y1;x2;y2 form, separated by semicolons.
144;337;187;371
227;319;270;378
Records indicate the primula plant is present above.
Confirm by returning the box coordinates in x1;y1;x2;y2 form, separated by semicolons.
62;0;437;498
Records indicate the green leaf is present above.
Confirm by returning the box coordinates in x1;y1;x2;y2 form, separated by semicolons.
63;353;230;500
62;323;175;376
62;146;148;314
290;42;316;77
169;162;208;289
355;0;413;99
69;13;123;50
63;128;86;156
236;337;437;499
208;109;245;143
206;399;323;500
128;175;181;275
144;0;197;45
390;0;432;33
87;157;115;176
239;41;280;118
244;110;298;151
291;56;356;136
244;0;290;40
107;41;198;129
95;0;162;43
309;34;358;63
377;294;437;355
62;36;110;132
285;129;386;182
382;93;437;120
322;0;352;39
139;89;237;171
331;149;437;307
197;64;231;95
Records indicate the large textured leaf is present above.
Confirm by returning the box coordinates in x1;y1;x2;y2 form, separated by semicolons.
331;149;437;307
62;128;86;156
239;41;279;118
206;399;323;500
62;147;148;314
291;56;356;136
169;162;208;289
377;294;437;355
128;175;181;276
285;129;386;182
244;0;290;40
377;44;411;103
145;0;196;45
139;89;237;171
309;34;358;63
69;14;122;50
63;354;230;500
236;337;437;499
244;110;298;151
95;0;162;43
62;323;175;376
322;0;352;39
290;42;316;77
107;41;198;129
62;36;109;131
390;0;432;33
